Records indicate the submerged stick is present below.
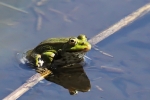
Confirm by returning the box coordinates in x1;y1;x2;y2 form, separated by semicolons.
0;1;28;14
88;3;150;45
3;70;51;100
3;3;150;100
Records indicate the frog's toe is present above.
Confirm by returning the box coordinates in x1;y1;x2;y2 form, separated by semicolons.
38;58;44;67
36;67;52;76
36;58;44;67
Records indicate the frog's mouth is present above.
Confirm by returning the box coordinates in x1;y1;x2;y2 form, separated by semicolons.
83;43;91;52
66;43;91;52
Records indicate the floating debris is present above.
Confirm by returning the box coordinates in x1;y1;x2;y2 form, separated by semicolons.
0;19;19;26
96;85;103;91
49;8;71;22
84;55;92;60
0;1;28;14
37;0;47;6
63;15;72;22
37;15;42;31
93;46;113;58
49;8;64;15
99;50;113;58
32;7;48;31
49;6;80;22
67;6;80;20
33;7;46;16
100;66;124;73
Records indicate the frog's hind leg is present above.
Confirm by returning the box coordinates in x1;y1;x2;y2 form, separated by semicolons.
41;51;55;65
35;51;55;73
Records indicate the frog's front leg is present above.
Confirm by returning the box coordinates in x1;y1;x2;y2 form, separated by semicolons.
35;50;56;67
35;54;43;67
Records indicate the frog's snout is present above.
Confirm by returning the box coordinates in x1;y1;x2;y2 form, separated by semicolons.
84;43;91;52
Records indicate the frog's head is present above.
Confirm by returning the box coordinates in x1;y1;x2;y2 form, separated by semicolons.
65;34;91;52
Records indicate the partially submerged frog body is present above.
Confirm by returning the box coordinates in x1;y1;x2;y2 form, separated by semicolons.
26;34;91;68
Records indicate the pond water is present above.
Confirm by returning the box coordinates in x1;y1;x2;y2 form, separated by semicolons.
0;0;150;100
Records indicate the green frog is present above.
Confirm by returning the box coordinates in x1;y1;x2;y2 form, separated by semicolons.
26;34;91;68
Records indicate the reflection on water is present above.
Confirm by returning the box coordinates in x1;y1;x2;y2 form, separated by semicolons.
45;63;91;95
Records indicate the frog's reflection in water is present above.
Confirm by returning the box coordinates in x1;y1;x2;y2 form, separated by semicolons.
45;63;91;95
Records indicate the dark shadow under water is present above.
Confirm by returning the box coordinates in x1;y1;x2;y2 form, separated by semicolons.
45;63;91;95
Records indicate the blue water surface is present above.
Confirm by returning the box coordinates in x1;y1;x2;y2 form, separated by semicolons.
0;0;150;100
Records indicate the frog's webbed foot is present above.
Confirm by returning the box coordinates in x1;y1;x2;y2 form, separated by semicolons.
35;54;44;67
37;58;44;67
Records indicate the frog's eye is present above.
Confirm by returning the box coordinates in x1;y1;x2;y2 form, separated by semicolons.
69;38;77;45
77;34;87;41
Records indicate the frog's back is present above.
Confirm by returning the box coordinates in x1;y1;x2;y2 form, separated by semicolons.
39;37;70;45
32;37;71;54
